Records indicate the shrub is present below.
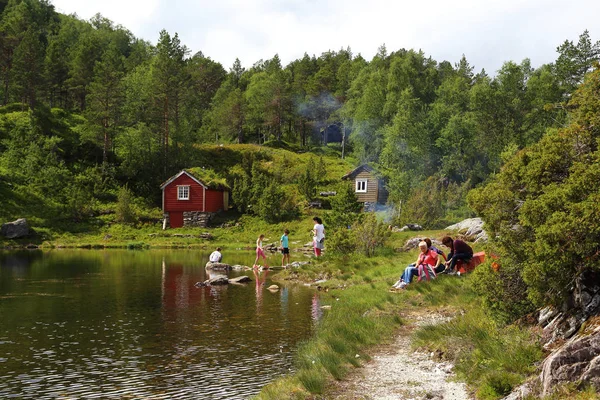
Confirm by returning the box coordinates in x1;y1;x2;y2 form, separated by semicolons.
352;213;390;257
468;66;600;311
115;186;135;223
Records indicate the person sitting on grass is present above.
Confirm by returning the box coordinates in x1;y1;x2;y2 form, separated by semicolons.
391;241;438;290
423;237;447;274
441;236;473;274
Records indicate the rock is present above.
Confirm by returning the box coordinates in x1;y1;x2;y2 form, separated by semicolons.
539;307;559;327
230;265;248;271
267;285;279;291
290;261;310;268
401;237;443;252
1;218;29;239
229;276;252;284
445;217;488;243
541;326;600;396
205;262;231;271
194;281;208;287
207;275;229;285
319;191;337;197
501;382;533;400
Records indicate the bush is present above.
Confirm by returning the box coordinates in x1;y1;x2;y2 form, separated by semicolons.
115;186;135;223
257;183;298;223
352;213;390;257
468;66;600;311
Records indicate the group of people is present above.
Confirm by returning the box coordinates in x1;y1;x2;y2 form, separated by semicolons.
252;216;326;269
391;236;473;290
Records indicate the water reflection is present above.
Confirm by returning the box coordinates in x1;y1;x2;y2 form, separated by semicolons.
0;250;318;399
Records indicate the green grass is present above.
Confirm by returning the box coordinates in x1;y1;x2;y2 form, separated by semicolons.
253;236;550;400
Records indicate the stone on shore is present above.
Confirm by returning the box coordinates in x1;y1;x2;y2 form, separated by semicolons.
267;285;279;291
1;218;29;239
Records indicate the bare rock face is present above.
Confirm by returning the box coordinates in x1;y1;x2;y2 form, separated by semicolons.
1;218;29;239
541;323;600;396
539;270;600;349
531;270;600;397
445;218;488;243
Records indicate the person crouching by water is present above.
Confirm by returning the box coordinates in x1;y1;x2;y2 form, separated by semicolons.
209;247;222;263
441;236;473;274
254;234;269;269
312;217;325;257
391;241;438;290
280;229;290;267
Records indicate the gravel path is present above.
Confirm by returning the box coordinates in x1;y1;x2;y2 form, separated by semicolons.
327;311;472;400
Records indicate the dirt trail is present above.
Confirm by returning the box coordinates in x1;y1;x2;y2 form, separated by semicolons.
327;311;471;400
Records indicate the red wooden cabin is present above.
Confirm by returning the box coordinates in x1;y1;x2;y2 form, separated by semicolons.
160;170;229;228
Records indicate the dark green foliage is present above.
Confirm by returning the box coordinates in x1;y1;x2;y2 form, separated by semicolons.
297;158;316;200
329;182;362;229
257;182;298;223
469;65;600;314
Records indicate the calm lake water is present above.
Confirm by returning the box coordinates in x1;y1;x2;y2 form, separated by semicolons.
0;250;319;399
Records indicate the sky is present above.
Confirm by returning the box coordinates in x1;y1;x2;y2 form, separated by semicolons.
50;0;600;74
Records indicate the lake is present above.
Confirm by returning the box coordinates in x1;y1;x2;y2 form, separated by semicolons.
0;250;319;399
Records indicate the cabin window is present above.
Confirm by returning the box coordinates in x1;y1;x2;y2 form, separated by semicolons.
177;185;190;200
356;179;367;193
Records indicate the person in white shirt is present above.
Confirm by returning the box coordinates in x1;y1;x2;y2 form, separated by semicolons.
312;216;325;257
209;247;222;263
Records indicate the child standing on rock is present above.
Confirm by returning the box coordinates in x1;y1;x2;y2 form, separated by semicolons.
254;234;269;269
280;229;290;267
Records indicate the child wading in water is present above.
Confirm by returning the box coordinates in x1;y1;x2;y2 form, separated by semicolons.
280;229;290;267
254;234;269;269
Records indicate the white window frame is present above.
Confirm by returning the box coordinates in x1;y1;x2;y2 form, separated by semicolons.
177;185;190;200
355;179;368;193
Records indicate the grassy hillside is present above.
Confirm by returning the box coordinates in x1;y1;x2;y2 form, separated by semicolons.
1;143;356;247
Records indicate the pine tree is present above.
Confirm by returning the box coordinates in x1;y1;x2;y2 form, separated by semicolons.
85;43;125;165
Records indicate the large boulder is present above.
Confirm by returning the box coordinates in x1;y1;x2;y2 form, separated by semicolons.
206;275;229;285
1;218;29;239
205;262;231;271
445;218;488;242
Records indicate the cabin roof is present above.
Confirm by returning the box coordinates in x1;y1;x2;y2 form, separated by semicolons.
341;164;376;180
160;169;230;191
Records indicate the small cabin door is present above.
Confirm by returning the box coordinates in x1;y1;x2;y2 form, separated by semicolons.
170;212;184;228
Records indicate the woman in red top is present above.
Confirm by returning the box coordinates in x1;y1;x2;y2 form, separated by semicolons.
416;241;438;282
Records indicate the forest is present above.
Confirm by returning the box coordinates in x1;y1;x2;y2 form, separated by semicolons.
0;0;599;231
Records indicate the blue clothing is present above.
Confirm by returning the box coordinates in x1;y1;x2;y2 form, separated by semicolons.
401;263;418;284
280;234;289;248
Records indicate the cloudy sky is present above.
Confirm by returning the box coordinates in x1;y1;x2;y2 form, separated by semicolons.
51;0;599;74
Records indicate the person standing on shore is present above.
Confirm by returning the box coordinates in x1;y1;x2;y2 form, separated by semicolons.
254;234;269;269
312;217;325;257
280;229;290;267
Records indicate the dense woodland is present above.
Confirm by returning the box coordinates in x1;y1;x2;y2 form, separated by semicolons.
0;0;599;229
